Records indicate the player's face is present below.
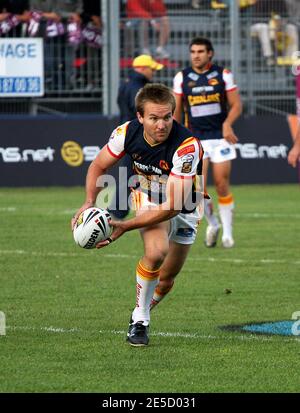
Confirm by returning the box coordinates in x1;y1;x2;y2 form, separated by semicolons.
190;44;213;72
137;102;173;145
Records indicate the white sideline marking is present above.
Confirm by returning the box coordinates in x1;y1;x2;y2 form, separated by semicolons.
6;325;299;343
0;249;299;265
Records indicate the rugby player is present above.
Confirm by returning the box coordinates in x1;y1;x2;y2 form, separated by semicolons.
72;84;206;346
173;37;242;248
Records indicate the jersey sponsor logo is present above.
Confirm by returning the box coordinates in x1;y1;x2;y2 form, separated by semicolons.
188;73;199;81
235;143;289;159
134;161;162;175
208;78;219;86
177;144;195;157
190;103;221;117
192;86;214;94
188;93;220;106
206;71;219;79
159;160;170;171
181;161;192;173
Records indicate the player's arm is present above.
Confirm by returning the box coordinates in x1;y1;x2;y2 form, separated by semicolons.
222;69;243;144
288;125;300;167
173;93;183;123
223;89;242;144
71;123;128;229
71;146;120;229
173;71;183;123
96;138;201;247
96;174;193;248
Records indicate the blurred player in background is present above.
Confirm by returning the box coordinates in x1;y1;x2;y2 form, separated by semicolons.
72;83;205;347
173;37;242;248
108;54;164;220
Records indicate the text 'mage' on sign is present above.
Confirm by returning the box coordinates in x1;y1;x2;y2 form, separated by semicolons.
0;38;44;97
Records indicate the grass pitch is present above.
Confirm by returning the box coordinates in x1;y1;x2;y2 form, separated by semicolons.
0;184;299;393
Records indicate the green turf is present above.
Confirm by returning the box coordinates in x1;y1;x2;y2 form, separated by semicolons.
0;184;300;392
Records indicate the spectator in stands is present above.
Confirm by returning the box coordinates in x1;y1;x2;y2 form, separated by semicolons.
77;0;102;89
250;0;299;65
0;0;30;36
126;0;170;58
108;54;164;220
0;1;9;22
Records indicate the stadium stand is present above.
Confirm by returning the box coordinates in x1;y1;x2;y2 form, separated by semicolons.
0;0;299;116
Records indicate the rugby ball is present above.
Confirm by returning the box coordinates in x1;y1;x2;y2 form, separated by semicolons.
73;207;112;249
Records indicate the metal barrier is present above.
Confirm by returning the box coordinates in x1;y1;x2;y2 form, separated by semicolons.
0;1;299;116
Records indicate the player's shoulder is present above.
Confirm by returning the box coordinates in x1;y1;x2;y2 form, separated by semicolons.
172;121;201;149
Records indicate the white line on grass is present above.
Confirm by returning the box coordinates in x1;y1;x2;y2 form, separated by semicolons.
1;249;300;265
4;207;300;219
6;325;299;343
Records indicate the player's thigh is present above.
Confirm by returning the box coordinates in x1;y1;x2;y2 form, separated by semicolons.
159;241;191;281
136;208;170;265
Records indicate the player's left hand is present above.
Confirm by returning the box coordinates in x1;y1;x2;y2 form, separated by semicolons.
223;122;238;144
95;220;127;249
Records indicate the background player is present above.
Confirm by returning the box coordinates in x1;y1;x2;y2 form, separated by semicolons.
173;37;242;248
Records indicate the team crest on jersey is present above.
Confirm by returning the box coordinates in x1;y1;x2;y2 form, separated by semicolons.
132;153;141;160
159;160;170;171
208;78;219;86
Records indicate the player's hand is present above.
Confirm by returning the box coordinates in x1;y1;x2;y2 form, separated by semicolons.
223;122;238;144
287;147;300;168
95;220;127;249
71;201;94;230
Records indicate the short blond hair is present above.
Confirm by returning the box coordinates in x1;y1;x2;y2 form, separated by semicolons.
135;83;176;116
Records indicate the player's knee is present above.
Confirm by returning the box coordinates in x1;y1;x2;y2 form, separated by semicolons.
215;180;229;197
145;247;169;268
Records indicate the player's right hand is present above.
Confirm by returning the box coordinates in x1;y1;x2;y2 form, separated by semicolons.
71;201;94;231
